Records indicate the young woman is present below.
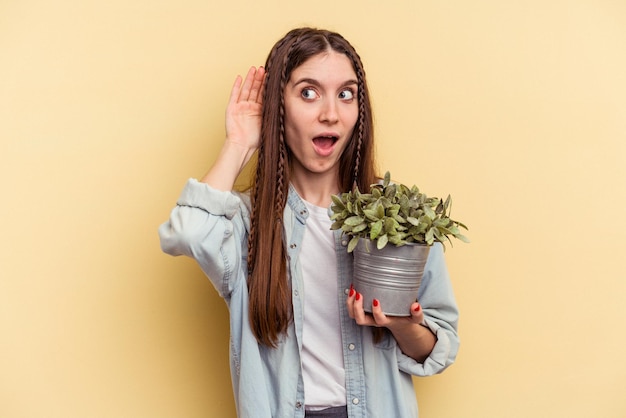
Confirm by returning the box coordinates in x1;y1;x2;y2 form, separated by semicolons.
159;27;459;418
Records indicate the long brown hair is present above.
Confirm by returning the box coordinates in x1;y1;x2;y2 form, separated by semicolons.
248;28;377;347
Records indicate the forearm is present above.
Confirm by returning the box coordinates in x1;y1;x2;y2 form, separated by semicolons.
388;320;436;363
201;140;256;191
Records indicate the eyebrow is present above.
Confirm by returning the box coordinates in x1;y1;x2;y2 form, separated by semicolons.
292;77;358;88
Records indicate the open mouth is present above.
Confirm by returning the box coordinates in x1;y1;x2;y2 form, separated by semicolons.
312;135;339;150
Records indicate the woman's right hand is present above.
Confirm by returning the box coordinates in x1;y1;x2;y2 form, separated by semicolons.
225;66;266;152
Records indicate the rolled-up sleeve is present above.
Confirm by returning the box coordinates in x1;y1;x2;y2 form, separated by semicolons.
158;179;250;299
397;243;460;376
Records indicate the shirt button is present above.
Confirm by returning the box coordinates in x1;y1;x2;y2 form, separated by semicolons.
295;401;302;409
290;243;297;249
341;239;348;247
348;343;355;351
352;398;360;405
344;288;350;295
294;290;299;297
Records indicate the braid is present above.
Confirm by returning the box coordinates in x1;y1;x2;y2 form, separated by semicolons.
354;69;366;190
275;33;303;214
275;71;287;217
247;142;264;274
350;52;368;191
275;138;287;218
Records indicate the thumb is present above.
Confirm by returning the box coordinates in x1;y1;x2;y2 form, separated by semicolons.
410;302;425;324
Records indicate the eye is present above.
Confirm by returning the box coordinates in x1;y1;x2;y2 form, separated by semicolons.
339;88;355;101
301;88;317;100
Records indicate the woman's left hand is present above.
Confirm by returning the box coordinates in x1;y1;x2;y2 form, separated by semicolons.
346;284;424;328
346;284;436;362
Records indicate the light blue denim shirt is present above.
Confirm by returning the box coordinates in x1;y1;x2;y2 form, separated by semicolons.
159;179;460;418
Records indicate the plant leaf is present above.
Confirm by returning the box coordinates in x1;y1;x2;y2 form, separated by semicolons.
330;220;344;230
457;234;471;243
383;171;391;187
330;194;346;210
423;204;436;219
406;216;419;226
425;228;435;245
377;234;389;249
344;216;364;226
363;208;380;221
347;236;360;253
370;220;383;239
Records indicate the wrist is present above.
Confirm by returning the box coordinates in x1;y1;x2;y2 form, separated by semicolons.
222;139;257;164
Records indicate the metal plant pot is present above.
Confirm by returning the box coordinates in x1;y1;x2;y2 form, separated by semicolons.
353;238;430;316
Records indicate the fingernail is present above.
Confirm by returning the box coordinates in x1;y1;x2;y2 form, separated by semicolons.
413;304;421;312
355;292;361;301
373;299;379;307
349;287;355;297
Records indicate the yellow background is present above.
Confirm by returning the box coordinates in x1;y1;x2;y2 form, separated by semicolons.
2;0;625;417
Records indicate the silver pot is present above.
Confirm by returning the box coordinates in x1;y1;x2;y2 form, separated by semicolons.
353;238;430;316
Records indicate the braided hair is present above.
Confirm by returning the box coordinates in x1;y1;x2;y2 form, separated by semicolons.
248;28;377;347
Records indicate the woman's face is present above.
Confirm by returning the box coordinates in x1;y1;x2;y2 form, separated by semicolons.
283;50;359;181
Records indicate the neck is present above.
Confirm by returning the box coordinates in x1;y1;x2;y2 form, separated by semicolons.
290;169;340;207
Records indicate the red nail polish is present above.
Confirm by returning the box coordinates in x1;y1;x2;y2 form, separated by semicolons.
349;287;355;297
373;299;379;307
413;304;421;312
355;292;361;301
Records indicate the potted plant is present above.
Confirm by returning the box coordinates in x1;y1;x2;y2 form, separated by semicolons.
330;171;469;315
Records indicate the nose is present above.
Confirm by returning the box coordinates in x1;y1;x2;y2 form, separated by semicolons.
319;98;339;124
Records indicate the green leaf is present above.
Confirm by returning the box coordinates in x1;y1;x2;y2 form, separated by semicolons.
377;234;389;249
406;216;419;226
383;171;391;187
384;184;396;199
363;208;380;221
330;194;346;210
393;214;406;224
330;220;343;230
384;217;399;234
387;204;400;217
457;234;471;243
376;203;385;218
370;220;383;239
389;234;405;246
425;228;435;245
423;204;436;219
347;236;360;253
447;225;460;235
344;216;364;226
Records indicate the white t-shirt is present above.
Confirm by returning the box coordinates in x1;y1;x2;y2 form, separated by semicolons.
300;200;346;410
